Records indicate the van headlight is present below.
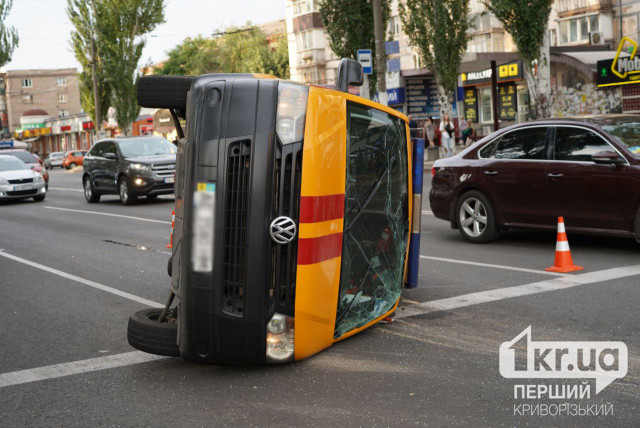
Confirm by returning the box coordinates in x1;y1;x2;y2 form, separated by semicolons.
266;312;294;363
276;82;309;145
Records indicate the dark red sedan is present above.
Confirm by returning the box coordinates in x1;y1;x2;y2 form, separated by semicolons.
430;115;640;243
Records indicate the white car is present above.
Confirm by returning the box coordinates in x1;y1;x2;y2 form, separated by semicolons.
45;151;65;169
0;155;47;202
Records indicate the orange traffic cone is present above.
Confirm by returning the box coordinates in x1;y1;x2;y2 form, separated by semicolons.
165;210;175;248
546;217;583;273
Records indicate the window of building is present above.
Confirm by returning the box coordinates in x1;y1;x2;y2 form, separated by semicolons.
58;93;68;103
480;87;493;123
22;79;33;88
388;16;400;36
301;68;317;84
22;95;33;104
59;110;69;117
296;30;314;51
558;15;599;45
292;0;317;16
56;77;67;86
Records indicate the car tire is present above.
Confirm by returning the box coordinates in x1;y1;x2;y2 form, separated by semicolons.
83;176;100;203
33;194;46;202
455;190;499;243
118;177;137;205
70;162;77;169
127;308;180;357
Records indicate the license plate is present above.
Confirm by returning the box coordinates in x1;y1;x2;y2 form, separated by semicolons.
12;184;32;191
165;177;175;184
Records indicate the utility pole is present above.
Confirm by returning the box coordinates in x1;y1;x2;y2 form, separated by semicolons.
90;0;102;132
373;0;387;106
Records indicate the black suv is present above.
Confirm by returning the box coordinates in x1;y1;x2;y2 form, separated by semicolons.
82;136;177;205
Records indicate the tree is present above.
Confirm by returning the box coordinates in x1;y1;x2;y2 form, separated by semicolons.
67;0;110;128
319;0;390;95
97;0;165;135
400;0;473;117
485;0;553;119
0;0;19;68
155;25;290;79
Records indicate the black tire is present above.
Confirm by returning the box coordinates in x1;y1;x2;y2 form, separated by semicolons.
455;190;499;243
118;177;137;205
83;176;100;203
33;194;45;202
167;255;172;277
69;162;77;169
127;308;180;357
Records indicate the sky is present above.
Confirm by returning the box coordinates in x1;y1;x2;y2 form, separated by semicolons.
4;0;285;71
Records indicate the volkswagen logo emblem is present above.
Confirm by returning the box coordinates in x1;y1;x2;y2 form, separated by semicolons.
270;216;297;245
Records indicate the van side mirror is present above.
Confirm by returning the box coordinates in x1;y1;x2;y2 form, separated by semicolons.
592;150;624;165
336;58;364;92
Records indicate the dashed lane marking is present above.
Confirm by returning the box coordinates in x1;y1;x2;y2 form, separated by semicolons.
396;265;640;319
0;251;163;308
44;206;171;225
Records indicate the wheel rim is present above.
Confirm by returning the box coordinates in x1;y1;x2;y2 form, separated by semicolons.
120;180;128;202
459;197;488;238
84;179;92;199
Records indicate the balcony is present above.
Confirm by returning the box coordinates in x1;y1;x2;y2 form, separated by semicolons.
556;0;612;17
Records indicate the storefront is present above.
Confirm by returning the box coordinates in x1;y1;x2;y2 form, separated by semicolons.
38;113;95;156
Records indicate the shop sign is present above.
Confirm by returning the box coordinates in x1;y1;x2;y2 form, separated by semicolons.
460;61;522;86
23;123;45;130
498;83;518;121
597;37;640;87
463;88;478;122
61;125;71;132
0;139;13;148
82;121;95;130
405;78;457;119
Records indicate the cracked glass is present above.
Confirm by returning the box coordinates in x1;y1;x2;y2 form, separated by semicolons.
334;102;409;338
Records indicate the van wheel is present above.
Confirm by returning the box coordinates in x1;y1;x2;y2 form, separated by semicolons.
455;190;499;243
127;308;180;357
83;176;100;203
118;177;137;205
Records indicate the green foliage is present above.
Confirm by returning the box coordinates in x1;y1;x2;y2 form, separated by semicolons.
400;0;472;93
155;25;289;79
97;0;165;135
67;0;110;125
484;0;553;65
0;0;19;68
319;0;390;92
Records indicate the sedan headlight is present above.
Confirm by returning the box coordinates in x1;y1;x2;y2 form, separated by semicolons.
0;177;8;185
33;174;44;183
131;163;151;170
266;313;294;363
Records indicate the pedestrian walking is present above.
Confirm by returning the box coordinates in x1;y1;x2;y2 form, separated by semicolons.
459;116;469;146
423;117;435;147
439;113;455;158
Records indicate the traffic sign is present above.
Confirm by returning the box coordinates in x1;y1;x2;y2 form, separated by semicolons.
357;49;373;75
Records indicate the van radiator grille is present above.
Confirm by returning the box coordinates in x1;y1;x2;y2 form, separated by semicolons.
270;142;302;317
223;140;251;316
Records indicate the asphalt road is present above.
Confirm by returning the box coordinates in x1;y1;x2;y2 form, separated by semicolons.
1;168;639;426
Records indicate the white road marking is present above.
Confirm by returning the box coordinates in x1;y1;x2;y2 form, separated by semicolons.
0;251;163;308
396;265;640;319
44;206;171;225
420;255;568;277
421;210;433;216
0;352;167;388
48;187;84;193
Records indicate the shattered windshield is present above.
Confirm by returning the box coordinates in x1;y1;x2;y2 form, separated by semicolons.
334;102;409;338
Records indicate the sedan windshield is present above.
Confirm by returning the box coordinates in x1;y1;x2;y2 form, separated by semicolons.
601;122;640;158
0;151;37;164
0;155;29;171
117;138;177;157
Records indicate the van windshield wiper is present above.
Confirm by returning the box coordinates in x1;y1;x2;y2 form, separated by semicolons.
344;153;396;232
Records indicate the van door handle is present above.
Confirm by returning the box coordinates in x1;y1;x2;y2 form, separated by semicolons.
484;171;498;176
548;173;564;178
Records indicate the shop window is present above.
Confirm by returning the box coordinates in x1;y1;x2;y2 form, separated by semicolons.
296;30;314;51
22;79;33;88
58;93;68;103
56;77;66;86
480;88;493;123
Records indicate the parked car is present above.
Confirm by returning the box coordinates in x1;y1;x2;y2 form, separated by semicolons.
0;149;49;189
45;151;66;169
0;155;47;202
82;136;176;205
430;115;640;243
62;150;88;169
